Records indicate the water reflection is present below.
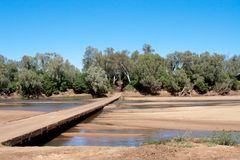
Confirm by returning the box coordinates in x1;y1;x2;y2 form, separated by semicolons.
0;96;92;112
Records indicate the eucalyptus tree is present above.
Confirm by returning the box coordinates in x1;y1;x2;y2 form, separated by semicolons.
0;55;18;95
225;55;240;90
142;44;155;54
83;46;100;70
133;53;165;94
85;65;109;97
18;68;43;98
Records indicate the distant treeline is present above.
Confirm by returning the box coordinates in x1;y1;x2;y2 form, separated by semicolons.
0;44;240;98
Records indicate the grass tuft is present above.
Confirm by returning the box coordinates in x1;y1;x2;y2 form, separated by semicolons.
144;139;170;145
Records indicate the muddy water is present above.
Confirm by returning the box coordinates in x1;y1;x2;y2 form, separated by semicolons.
0;96;92;112
44;99;240;147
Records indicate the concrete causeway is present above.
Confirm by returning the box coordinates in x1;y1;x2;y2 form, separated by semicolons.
0;93;121;146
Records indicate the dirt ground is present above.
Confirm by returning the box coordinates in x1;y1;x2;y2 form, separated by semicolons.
89;95;240;131
1;95;240;159
0;143;240;160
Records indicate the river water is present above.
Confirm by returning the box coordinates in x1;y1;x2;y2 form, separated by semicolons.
0;95;92;112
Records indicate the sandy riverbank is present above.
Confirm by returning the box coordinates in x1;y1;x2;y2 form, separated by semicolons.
86;95;240;131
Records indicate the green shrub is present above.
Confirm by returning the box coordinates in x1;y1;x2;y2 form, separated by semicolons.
123;84;135;91
232;79;240;90
212;132;238;146
18;69;43;98
42;75;57;97
144;139;169;145
160;74;180;95
85;65;109;97
73;73;89;94
194;81;208;94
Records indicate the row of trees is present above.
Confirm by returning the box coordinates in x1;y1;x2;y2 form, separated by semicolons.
0;44;240;98
82;44;240;96
0;53;109;98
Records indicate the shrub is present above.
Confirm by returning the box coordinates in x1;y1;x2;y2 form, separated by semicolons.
42;75;57;97
194;81;208;94
18;69;43;98
212;132;238;146
160;74;180;95
232;79;240;90
85;65;109;97
73;73;88;93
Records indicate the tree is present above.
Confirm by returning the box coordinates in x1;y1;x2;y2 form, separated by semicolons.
85;65;109;97
174;69;192;96
73;73;88;93
0;55;18;95
133;53;165;94
193;75;208;94
83;46;100;70
18;69;43;98
142;44;155;54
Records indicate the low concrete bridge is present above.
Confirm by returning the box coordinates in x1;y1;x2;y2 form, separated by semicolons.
0;93;121;146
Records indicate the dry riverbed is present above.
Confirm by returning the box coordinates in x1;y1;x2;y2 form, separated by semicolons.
1;95;240;159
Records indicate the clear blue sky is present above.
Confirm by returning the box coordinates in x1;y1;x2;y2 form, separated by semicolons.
0;0;240;69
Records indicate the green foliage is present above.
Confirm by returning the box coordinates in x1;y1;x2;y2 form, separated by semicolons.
194;81;208;94
1;45;240;98
213;73;232;95
174;69;192;91
0;55;18;95
232;79;240;90
212;132;238;146
42;74;57;97
133;53;164;94
199;132;239;146
85;65;109;97
144;139;169;145
73;73;88;93
18;69;43;98
160;74;179;95
193;76;208;94
123;84;135;91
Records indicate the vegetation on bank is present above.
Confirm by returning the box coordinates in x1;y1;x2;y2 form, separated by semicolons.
144;131;240;147
0;44;240;98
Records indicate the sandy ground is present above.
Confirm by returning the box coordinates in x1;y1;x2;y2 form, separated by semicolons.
87;96;240;131
1;95;240;159
0;144;240;160
123;95;240;101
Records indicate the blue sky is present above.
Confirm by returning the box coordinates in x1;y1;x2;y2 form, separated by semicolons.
0;0;240;69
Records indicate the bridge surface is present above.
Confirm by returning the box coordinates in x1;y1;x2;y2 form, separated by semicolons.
0;93;121;146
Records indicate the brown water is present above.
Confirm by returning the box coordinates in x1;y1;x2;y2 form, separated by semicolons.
44;99;240;147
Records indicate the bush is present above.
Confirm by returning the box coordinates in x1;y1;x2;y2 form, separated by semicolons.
42;75;57;97
60;81;68;92
85;65;109;97
211;132;238;146
194;81;208;94
214;80;232;95
140;75;161;94
232;79;240;90
73;73;88;94
160;74;180;95
18;69;43;98
123;84;135;91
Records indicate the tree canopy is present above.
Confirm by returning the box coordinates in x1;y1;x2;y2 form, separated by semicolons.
0;44;240;98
